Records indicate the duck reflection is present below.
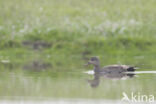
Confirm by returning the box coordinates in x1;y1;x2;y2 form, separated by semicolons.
87;71;135;88
86;57;136;88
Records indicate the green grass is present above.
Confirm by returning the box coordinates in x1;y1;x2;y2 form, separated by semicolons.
0;0;156;100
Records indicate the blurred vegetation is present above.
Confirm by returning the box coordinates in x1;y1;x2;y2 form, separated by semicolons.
0;0;156;70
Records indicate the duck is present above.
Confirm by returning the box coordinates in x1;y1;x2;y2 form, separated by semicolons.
86;57;137;74
85;57;136;88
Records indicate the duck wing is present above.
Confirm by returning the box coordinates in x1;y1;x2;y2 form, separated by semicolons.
102;65;136;73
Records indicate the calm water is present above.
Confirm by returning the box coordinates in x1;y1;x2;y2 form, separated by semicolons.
0;56;156;104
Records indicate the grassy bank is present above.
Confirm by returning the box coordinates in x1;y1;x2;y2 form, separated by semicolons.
0;0;156;71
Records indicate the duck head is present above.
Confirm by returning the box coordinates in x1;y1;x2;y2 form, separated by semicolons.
86;57;100;66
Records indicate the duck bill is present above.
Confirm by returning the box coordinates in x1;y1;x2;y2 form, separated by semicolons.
84;61;92;66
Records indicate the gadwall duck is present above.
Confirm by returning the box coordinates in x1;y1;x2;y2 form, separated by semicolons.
86;57;137;73
86;57;136;88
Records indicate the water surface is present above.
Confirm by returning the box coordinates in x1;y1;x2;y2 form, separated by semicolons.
0;56;156;103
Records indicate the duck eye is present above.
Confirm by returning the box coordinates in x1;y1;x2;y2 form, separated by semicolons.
91;58;95;61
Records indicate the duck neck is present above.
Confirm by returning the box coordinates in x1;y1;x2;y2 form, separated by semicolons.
94;65;100;72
